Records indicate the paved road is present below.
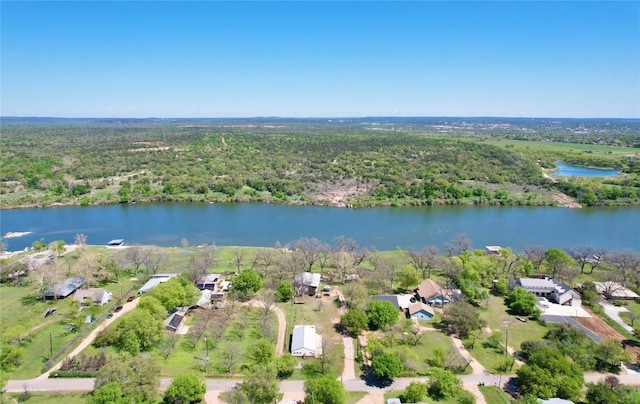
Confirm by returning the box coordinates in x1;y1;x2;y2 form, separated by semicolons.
600;301;634;333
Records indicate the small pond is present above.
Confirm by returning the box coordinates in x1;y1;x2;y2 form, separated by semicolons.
551;162;619;177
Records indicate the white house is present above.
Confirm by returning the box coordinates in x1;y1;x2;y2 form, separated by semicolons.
291;325;318;357
294;272;321;296
73;288;113;306
515;278;581;307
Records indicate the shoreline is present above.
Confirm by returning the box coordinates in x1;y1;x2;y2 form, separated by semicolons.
3;231;33;239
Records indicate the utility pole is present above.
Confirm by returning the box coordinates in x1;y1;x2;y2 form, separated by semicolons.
204;336;209;374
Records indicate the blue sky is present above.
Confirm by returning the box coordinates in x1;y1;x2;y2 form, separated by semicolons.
2;1;639;118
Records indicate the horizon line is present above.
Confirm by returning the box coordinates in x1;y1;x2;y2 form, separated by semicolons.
2;115;639;121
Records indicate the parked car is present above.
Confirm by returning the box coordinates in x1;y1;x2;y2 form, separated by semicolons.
114;305;123;313
107;313;114;319
127;295;136;302
44;308;56;317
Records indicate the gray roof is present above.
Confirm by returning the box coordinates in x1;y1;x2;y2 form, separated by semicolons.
43;277;85;298
295;272;321;288
291;325;316;353
139;273;178;293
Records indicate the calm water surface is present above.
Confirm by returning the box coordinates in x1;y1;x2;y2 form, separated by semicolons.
1;203;638;252
552;162;619;177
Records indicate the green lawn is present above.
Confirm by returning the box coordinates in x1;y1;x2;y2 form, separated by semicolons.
485;138;638;159
480;295;548;351
5;392;87;404
479;386;512;403
384;389;460;404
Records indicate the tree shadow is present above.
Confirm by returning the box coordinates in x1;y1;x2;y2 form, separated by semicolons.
360;364;393;388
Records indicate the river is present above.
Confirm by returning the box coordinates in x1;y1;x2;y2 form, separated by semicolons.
1;203;638;252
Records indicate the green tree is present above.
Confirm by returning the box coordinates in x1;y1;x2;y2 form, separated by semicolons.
442;300;486;338
516;347;584;401
428;368;462;399
304;375;347;404
401;381;427;403
340;308;369;336
396;267;421;291
239;363;279;404
371;352;404;380
87;381;125;404
94;355;159;403
585;381;625;404
0;344;24;370
276;280;294;302
163;374;206;404
366;300;399;330
275;353;297;378
249;339;275;365
232;269;263;295
506;287;540;317
116;309;163;353
544;248;572;278
148;277;199;311
594;340;629;371
137;295;169;320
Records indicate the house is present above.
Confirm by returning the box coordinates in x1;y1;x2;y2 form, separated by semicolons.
107;239;125;247
164;307;188;332
485;245;502;255
139;273;178;294
291;325;319;357
408;302;435;320
593;281;640;300
294;272;321;296
415;279;451;306
538;399;575;404
195;274;220;290
374;295;414;311
73;288;113;306
43;277;85;300
345;274;360;282
515;278;581;306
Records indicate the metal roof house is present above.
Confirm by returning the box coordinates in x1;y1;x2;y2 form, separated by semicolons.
291;325;318;357
294;272;321;296
43;277;85;300
139;273;178;294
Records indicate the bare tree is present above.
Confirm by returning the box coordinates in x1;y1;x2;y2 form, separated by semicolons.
158;332;178;361
123;246;151;276
74;233;87;248
441;258;462;289
144;249;168;275
341;282;368;310
522;245;547;273
186;244;219;282
318;336;331;375
405;246;440;279
605;249;640;285
370;254;403;294
445;234;472;256
219;341;244;373
291;238;327;271
252;249;277;278
231;248;246;274
564;246;606;274
332;249;354;284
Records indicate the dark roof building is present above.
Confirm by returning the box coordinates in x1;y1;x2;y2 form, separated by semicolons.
43;277;85;300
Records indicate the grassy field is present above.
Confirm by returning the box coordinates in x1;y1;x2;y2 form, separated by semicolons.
479;386;512;403
4;392;87;404
281;290;345;379
485;138;639;159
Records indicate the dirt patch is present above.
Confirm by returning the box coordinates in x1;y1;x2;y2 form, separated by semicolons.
307;179;374;207
575;308;625;341
550;191;582;208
